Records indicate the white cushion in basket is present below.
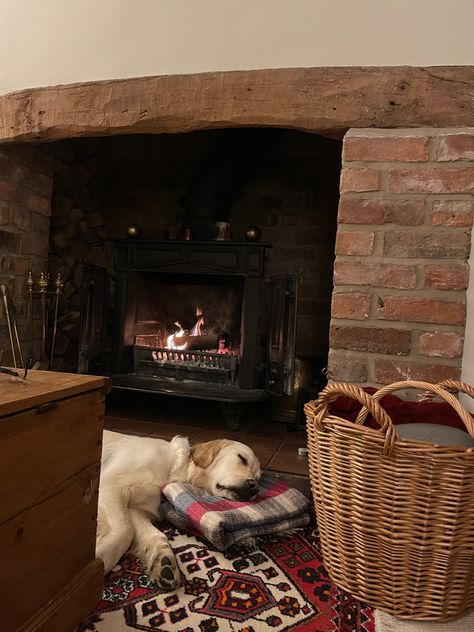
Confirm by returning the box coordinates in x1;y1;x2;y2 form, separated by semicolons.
396;423;474;448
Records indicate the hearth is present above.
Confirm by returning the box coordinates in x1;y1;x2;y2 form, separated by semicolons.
102;238;298;428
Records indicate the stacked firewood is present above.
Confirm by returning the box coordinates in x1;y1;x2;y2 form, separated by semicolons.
48;144;110;372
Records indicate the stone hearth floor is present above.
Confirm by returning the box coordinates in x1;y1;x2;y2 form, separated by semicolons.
105;390;311;496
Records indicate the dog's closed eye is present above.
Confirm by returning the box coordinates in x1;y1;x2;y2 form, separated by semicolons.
238;453;248;466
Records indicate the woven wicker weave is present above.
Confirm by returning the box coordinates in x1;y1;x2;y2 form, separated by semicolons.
305;380;474;621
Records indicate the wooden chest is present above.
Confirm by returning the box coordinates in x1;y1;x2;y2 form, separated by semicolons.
0;370;110;632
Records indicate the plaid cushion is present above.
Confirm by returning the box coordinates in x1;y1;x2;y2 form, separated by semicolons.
158;475;311;551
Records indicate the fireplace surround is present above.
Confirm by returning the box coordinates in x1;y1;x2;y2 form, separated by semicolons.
0;66;472;407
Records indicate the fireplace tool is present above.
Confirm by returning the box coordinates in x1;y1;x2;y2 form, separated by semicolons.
27;270;63;370
0;350;31;379
27;269;34;361
38;272;49;363
49;272;64;368
0;283;23;368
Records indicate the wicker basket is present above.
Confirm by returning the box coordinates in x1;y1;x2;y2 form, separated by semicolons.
304;380;474;621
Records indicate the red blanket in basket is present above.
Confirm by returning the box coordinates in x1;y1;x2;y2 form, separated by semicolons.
332;387;471;432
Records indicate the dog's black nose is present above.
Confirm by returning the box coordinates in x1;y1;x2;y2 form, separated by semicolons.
247;479;257;489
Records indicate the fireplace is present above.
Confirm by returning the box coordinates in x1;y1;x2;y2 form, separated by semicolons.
33;128;339;428
93;238;300;427
2;70;468;410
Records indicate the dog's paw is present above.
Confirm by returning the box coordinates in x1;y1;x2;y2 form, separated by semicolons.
150;548;180;590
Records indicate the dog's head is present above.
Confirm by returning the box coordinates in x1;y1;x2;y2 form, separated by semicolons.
189;439;261;501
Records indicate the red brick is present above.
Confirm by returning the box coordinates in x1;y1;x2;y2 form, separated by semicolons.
383;229;470;258
344;136;429;162
0;181;51;216
435;134;474;161
327;349;368;382
374;358;460;385
386;167;474;194
338;198;424;225
335;231;374;255
7;144;55;176
340;168;380;192
10;161;53;197
14;255;31;276
20;232;49;257
418;332;463;358
424;263;469;290
11;209;31;232
334;261;416;289
0;180;21;205
338;198;384;224
331;292;371;320
382;199;425;225
377;296;465;326
431;200;473;227
330;325;411;354
25;193;51;216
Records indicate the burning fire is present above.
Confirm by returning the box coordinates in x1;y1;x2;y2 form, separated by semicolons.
166;307;205;350
190;307;204;336
162;306;238;355
166;321;188;350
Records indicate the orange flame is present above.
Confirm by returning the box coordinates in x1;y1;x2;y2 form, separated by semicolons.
166;321;187;350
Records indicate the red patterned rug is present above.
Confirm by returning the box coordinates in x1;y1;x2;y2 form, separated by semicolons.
77;526;374;632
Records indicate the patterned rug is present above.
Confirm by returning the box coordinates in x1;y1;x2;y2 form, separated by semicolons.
77;526;374;632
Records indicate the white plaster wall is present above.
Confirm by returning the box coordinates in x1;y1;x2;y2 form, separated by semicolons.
461;235;474;411
1;0;474;95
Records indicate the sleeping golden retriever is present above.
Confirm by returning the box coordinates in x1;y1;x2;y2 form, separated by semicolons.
96;431;261;588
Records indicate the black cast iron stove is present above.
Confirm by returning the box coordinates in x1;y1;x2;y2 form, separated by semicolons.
109;239;293;429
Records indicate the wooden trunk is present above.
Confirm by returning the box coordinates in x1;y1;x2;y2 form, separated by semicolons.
0;370;110;632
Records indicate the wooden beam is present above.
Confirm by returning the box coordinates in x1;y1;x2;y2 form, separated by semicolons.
0;66;472;144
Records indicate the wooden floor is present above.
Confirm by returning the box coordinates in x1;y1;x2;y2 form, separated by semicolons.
105;390;311;491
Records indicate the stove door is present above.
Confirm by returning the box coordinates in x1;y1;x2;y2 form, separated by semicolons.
266;274;298;396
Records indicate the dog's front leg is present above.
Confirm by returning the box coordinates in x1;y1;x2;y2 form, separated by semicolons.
96;490;134;574
129;508;181;589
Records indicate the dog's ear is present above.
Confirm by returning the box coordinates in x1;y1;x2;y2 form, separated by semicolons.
191;439;231;469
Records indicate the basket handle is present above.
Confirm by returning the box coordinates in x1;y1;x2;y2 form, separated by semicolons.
355;380;474;438
305;382;398;456
419;379;474;400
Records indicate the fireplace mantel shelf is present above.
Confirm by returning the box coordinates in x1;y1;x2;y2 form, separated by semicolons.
114;239;271;277
113;239;272;246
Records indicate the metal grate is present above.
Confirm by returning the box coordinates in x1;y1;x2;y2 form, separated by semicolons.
133;345;239;384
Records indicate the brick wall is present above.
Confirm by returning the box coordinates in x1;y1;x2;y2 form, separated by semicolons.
329;128;474;385
0;144;54;364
